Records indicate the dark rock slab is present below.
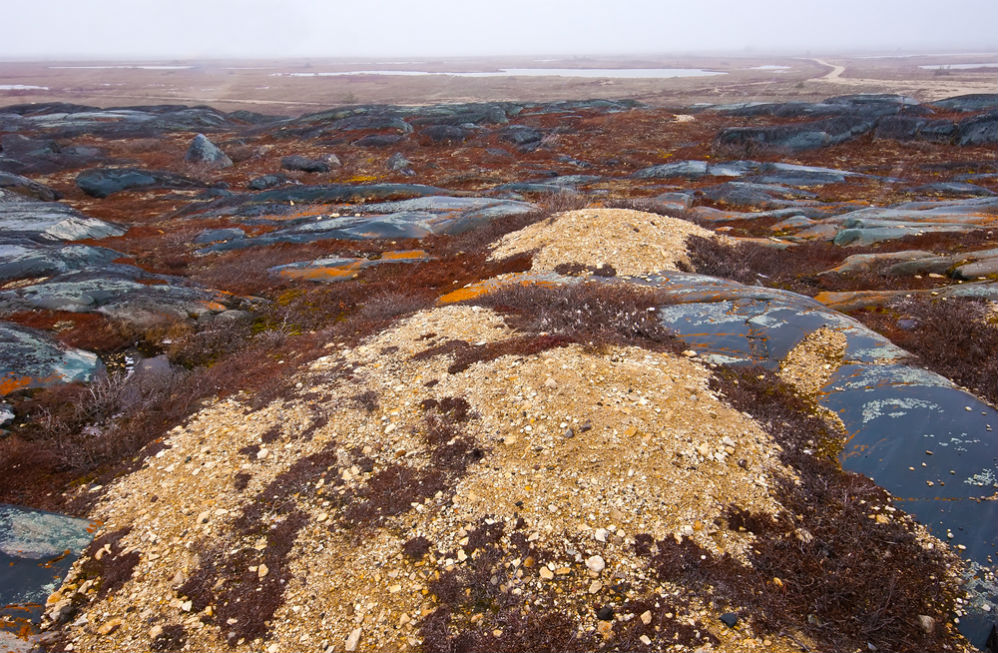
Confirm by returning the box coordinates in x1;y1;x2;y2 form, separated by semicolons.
0;321;100;393
0;266;227;325
698;181;817;209
198;196;537;252
421;125;471;143
0;193;124;240
0;134;104;175
0;236;121;281
499;125;544;147
632;160;709;179
192;228;245;245
247;174;289;191
715;115;879;154
11;104;235;138
956;111;998;146
185;133;232;168
931;94;998;113
911;182;995;197
351;134;405;147
0;504;95;632
0;171;58;202
76;167;206;198
281;155;334;173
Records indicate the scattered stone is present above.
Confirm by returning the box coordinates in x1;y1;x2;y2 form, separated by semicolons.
539;567;554;581
585;555;606;573
97;618;122;636
345;627;362;652
720;612;739;628
185;133;232;168
597;606;614;621
588;580;603;594
640;610;652;625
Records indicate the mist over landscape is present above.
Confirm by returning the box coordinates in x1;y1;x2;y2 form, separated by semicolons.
0;2;996;653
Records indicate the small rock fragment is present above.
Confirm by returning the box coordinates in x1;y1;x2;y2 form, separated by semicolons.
345;627;362;652
585;555;606;573
597;606;614;621
539;567;554;580
917;614;936;634
97;618;122;636
720;612;739;627
640;610;652;625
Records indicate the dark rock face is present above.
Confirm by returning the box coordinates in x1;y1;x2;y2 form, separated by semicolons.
0;321;101;393
2;103;237;138
0;133;103;175
0;192;124;240
247;174;289;190
931;94;998;113
185;133;232;168
197;196;537;252
956;111;998;146
0;236;120;281
715;115;878;154
499;125;544;148
351;133;405;147
281;155;335;173
0;170;58;201
421;125;471;143
698;181;817;209
193;227;246;244
76;167;206;198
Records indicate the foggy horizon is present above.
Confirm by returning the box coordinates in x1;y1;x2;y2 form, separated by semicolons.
2;0;995;61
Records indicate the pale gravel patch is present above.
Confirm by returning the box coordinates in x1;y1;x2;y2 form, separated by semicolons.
44;304;942;653
489;208;721;276
778;327;848;398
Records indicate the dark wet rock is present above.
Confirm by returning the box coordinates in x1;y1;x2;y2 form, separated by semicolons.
386;152;414;175
0;193;124;240
931;94;998;113
0;321;100;392
0;133;104;175
956;111;998;146
720;613;739;628
0;170;58;201
281;155;336;173
873;116;958;143
198;196;537;252
912;182;995;197
193;227;245;245
185;133;232;168
499;125;544;147
421;124;471;143
523;99;640;115
9;103;235;138
597;606;614;621
0;265;227;325
0;504;94;627
325;114;413;134
247;174;290;190
0;235;121;281
351;133;405;147
715;115;879;154
76;167;205;198
698;181;817;209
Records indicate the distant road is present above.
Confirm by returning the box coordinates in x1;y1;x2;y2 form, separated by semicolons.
811;58;845;80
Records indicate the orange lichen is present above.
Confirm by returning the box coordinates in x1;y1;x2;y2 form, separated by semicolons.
278;264;361;281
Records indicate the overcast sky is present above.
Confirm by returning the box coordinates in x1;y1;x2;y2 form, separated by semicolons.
3;0;996;60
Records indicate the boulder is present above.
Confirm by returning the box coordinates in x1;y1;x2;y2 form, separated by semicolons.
386;152;414;175
185;133;232;168
76;167;205;198
0;170;58;201
247;174;289;190
421;125;471;143
499;125;544;147
281;155;336;173
956;111;997;146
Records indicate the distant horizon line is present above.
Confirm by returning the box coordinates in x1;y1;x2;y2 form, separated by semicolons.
1;49;996;64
